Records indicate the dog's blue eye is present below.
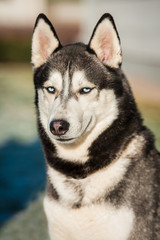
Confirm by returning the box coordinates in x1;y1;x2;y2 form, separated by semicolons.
46;87;55;93
80;88;92;94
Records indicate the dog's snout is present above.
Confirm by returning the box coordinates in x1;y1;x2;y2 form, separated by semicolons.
50;120;70;136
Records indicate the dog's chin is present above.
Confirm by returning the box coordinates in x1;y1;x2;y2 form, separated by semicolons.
53;135;85;146
51;132;86;146
48;132;78;145
56;137;76;144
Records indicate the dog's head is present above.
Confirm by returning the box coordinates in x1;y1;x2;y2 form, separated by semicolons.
32;13;126;145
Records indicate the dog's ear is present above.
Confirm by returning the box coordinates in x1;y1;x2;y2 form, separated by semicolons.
32;13;61;68
88;13;122;68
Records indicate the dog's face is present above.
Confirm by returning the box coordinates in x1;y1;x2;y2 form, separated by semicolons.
32;14;123;145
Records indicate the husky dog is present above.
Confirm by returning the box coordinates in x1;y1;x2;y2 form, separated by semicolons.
31;13;160;240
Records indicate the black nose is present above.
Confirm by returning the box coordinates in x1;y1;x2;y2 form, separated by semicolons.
50;120;70;136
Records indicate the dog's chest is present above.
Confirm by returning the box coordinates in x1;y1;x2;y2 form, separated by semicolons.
44;197;134;240
45;141;138;239
47;151;131;206
46;165;135;239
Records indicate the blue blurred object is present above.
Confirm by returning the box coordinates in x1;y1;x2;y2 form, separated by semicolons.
0;140;46;226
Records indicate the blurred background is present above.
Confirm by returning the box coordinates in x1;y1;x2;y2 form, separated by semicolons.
0;0;160;239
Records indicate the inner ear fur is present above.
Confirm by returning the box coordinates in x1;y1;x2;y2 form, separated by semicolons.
88;13;122;68
32;13;61;68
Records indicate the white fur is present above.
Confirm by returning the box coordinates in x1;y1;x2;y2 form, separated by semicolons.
32;18;59;68
44;71;63;92
38;89;50;131
90;18;122;68
44;198;135;240
72;71;96;92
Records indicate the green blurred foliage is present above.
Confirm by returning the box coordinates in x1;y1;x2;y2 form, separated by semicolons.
0;40;31;62
0;64;37;143
140;103;160;150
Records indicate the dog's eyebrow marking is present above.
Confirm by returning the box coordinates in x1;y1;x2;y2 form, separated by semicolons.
72;71;95;92
44;71;62;91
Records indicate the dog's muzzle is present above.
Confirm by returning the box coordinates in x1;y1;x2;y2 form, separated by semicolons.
50;120;70;136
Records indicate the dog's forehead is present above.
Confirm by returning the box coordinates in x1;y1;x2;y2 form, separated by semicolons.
50;44;91;73
48;44;109;86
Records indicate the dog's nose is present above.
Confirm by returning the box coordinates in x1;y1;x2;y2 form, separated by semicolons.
50;120;70;136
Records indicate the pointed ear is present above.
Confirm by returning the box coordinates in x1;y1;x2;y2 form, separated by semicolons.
31;13;61;68
88;13;122;68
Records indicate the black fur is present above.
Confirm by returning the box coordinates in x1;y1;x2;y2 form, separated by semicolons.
47;177;59;200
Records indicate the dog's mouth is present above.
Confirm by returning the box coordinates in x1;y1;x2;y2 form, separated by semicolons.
56;138;75;142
